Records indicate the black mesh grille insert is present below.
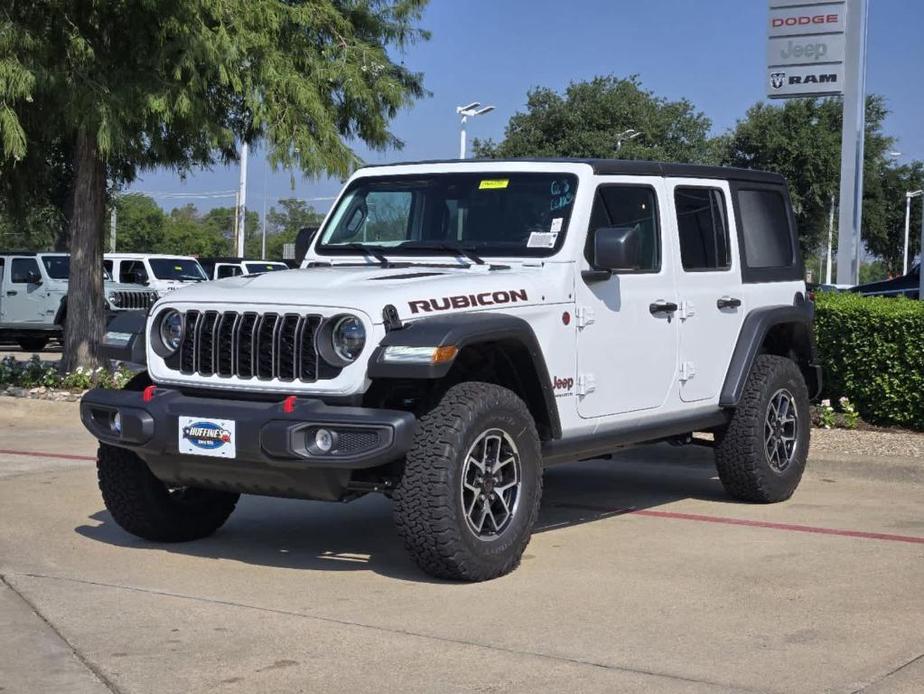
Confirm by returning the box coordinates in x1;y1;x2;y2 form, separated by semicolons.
175;310;324;382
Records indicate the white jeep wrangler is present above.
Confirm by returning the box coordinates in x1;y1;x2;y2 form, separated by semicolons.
81;160;820;581
0;252;159;352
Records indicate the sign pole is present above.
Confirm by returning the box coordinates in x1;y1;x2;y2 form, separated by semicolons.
834;0;868;286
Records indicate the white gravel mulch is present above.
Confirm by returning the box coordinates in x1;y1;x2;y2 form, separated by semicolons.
810;427;924;459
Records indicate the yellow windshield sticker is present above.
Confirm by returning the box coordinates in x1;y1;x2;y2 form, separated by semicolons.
479;179;509;190
175;265;183;271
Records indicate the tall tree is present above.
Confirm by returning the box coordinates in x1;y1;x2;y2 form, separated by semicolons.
473;75;718;164
112;194;166;253
721;96;894;259
861;161;924;274
0;0;428;369
265;198;325;259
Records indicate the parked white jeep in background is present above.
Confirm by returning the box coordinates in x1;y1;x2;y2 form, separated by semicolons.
199;257;289;280
0;252;158;352
104;253;208;295
81;159;821;581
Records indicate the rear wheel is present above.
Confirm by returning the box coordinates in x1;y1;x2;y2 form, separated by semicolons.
97;443;239;542
18;336;49;353
714;355;810;503
393;382;542;581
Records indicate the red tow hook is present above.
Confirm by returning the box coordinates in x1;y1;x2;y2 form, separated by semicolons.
142;385;157;402
282;395;297;414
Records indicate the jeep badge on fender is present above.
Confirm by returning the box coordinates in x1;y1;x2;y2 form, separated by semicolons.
80;158;820;582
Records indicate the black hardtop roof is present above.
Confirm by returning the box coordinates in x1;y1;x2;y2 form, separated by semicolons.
361;158;786;185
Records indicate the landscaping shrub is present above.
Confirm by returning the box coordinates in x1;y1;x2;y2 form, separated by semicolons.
0;356;133;392
814;291;924;430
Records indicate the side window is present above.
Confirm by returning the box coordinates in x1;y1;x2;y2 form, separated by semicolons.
674;187;731;271
120;260;148;284
736;188;793;269
216;265;242;279
11;258;41;284
585;186;660;272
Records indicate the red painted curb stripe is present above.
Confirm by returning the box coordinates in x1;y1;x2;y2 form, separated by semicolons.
0;449;96;462
632;509;924;545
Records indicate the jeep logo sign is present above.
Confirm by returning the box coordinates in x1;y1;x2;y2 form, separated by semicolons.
766;36;845;67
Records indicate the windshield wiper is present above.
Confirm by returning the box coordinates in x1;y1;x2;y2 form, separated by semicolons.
400;242;486;266
341;243;394;268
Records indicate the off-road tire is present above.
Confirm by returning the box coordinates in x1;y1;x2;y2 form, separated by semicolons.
18;337;48;353
97;443;239;542
393;382;543;581
714;355;810;503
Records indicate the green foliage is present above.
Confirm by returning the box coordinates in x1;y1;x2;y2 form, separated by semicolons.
722;96;897;258
861;161;924;274
815;292;924;430
112;194;166;252
858;260;889;285
473;75;717;164
0;356;132;391
265;198;325;258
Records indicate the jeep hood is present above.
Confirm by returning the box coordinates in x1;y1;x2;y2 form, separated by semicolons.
159;264;565;322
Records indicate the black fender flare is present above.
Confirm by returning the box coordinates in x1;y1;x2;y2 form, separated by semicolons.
54;296;67;326
720;303;821;406
100;310;147;365
368;312;561;439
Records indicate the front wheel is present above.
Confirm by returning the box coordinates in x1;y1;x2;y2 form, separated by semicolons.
714;355;810;503
393;382;543;581
97;443;239;542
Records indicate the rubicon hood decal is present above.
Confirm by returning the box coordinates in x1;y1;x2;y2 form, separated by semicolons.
408;289;528;314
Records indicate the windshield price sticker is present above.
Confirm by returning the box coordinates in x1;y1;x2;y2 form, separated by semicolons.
527;231;558;248
479;179;509;190
550;217;563;233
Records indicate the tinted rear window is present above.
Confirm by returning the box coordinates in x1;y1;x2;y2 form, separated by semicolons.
737;189;793;268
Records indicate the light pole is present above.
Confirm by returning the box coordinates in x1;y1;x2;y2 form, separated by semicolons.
236;141;249;257
456;102;494;159
615;129;642;153
903;190;922;276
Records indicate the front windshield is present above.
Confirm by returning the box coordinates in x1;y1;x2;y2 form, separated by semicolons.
41;255;70;279
244;262;287;274
149;258;207;281
316;172;578;258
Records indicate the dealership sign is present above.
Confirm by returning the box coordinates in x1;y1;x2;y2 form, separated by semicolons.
767;1;845;97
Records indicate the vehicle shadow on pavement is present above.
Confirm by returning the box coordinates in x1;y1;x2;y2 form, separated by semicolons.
74;444;734;582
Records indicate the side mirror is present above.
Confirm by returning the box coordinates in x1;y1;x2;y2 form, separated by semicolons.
585;226;642;281
130;271;148;285
26;270;43;286
295;226;320;263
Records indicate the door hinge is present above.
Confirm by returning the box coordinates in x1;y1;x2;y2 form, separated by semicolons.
576;373;596;396
576;306;595;329
679;300;696;320
679;361;696;383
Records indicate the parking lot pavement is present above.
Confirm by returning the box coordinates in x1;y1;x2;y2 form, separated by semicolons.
0;400;922;693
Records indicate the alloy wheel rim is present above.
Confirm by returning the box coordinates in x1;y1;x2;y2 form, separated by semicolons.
460;429;522;540
765;388;799;472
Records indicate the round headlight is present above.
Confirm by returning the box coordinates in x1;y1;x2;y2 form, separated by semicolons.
158;310;184;354
107;291;120;307
331;315;365;362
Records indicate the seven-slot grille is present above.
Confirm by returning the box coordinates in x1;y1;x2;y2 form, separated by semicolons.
110;290;158;311
177;310;323;382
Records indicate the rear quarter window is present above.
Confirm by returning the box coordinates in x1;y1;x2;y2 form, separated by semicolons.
732;184;802;283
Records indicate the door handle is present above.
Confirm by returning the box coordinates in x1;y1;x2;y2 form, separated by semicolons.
649;300;679;315
716;296;742;310
6;290;17;296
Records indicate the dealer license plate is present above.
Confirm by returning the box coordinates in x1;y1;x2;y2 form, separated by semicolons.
178;416;237;458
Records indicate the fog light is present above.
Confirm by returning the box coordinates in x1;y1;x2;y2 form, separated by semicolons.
314;428;334;453
112;412;122;434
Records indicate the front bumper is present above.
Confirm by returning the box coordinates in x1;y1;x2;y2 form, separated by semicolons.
80;387;416;499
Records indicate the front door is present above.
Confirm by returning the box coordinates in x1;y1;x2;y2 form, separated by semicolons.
5;257;50;325
576;180;680;418
667;181;746;402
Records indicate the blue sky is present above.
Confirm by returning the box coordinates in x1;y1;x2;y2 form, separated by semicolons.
130;0;923;215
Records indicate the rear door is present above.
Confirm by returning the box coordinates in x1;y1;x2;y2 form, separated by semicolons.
666;180;745;402
575;179;680;418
